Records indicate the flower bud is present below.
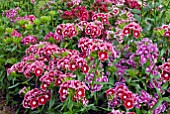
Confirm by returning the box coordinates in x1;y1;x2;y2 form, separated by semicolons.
34;19;41;25
6;28;13;34
25;24;33;30
40;16;51;23
48;11;56;17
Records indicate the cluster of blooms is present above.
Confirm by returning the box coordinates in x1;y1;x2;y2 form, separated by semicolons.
154;24;170;37
112;10;137;42
59;80;89;105
92;0;109;13
147;78;164;94
2;7;20;22
11;29;22;38
9;41;90;77
78;37;116;61
40;72;76;89
8;41;91;109
114;55;133;81
125;0;141;9
122;22;142;38
44;32;62;41
21;35;37;45
85;73;108;92
106;83;137;109
17;15;36;24
55;23;78;38
135;38;159;75
108;109;135;114
85;21;103;38
92;13;110;24
72;6;89;21
62;6;89;21
104;0;125;5
159;59;170;81
23;88;51;109
135;90;157;108
152;101;169;114
72;0;82;6
135;90;168;114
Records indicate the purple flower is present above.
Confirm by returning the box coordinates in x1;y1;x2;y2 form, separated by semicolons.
140;55;147;64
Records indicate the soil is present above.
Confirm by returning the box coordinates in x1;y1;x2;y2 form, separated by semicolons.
0;95;16;114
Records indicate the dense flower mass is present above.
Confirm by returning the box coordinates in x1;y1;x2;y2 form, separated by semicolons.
2;0;170;113
23;88;51;109
106;83;137;109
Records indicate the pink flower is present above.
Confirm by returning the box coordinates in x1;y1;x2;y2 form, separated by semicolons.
29;98;39;109
11;30;22;38
38;95;47;105
55;78;63;86
34;68;43;77
133;30;140;38
124;98;134;109
76;88;85;98
161;70;170;81
123;27;131;35
81;64;89;74
98;51;108;62
164;31;170;37
106;88;115;95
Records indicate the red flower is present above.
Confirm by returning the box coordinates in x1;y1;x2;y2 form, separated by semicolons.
81;64;89;74
60;95;67;102
102;17;109;24
72;95;77;101
106;89;115;95
91;44;99;51
44;93;51;101
34;68;43;77
76;88;85;98
121;92;129;101
29;98;39;109
23;100;29;108
41;83;49;90
133;30;140;38
123;27;131;35
161;70;170;81
59;87;68;96
63;30;69;37
124;99;134;109
98;51;108;62
162;62;170;71
81;45;89;52
69;62;77;71
116;90;125;97
56;28;62;35
77;60;84;68
164;31;170;37
38;95;47;105
55;77;63;86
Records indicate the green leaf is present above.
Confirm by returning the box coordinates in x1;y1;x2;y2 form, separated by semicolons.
134;14;141;22
162;82;169;90
107;65;117;73
49;95;55;109
131;9;141;14
63;112;71;114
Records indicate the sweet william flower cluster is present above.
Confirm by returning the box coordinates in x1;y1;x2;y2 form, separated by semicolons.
5;0;170;113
